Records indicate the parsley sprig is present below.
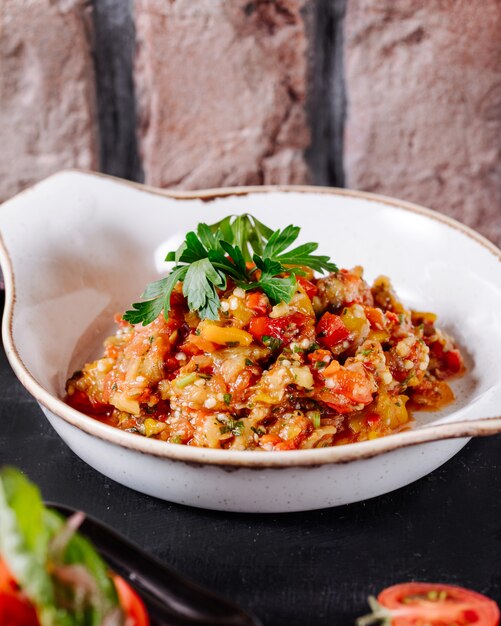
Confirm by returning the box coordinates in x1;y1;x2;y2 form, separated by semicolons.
123;214;338;325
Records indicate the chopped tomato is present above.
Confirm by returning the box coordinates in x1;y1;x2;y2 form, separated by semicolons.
297;276;318;299
66;390;112;416
445;348;463;374
364;306;386;330
113;575;150;626
316;312;350;349
429;342;464;376
316;368;373;412
308;349;332;366
245;291;269;314
366;413;380;426
248;316;276;340
248;313;309;343
376;582;500;626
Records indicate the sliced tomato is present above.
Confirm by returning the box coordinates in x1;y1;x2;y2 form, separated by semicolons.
316;312;350;349
113;574;150;626
377;582;499;626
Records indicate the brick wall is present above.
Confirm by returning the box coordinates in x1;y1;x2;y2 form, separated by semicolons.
1;0;500;245
134;0;310;188
344;0;501;245
0;0;98;201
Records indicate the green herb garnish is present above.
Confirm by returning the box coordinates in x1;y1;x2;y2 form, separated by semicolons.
175;372;198;388
219;418;245;437
262;335;283;352
310;411;321;429
356;596;394;626
124;214;337;325
251;426;266;436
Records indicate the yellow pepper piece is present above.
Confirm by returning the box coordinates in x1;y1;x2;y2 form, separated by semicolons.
375;392;409;429
199;322;253;347
144;418;167;437
368;329;390;343
341;304;368;334
411;310;437;325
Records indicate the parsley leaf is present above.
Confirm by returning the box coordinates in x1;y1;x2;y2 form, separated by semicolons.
123;265;187;325
257;273;297;305
124;214;338;325
183;258;225;320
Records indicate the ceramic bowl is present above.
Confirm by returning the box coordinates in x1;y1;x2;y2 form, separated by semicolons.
1;170;501;513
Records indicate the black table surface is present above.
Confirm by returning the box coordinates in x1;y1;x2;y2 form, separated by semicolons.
0;292;499;626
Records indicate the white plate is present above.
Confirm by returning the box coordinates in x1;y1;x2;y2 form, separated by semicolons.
1;170;501;512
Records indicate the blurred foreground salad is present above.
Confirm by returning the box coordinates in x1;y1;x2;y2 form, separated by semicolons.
0;467;149;626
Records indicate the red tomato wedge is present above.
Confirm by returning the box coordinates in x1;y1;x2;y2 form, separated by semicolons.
0;593;39;626
0;560;39;626
377;582;500;626
113;574;150;626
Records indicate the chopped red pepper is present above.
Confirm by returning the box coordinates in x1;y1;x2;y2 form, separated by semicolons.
248;313;309;344
316;312;350;349
297;276;318;299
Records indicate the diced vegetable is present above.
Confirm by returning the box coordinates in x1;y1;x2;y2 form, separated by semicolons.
199;322;253;347
316;312;350;349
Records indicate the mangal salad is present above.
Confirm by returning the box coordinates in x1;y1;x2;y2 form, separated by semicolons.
66;214;465;451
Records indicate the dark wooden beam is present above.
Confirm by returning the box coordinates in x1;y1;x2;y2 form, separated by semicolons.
91;0;143;182
306;0;347;187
